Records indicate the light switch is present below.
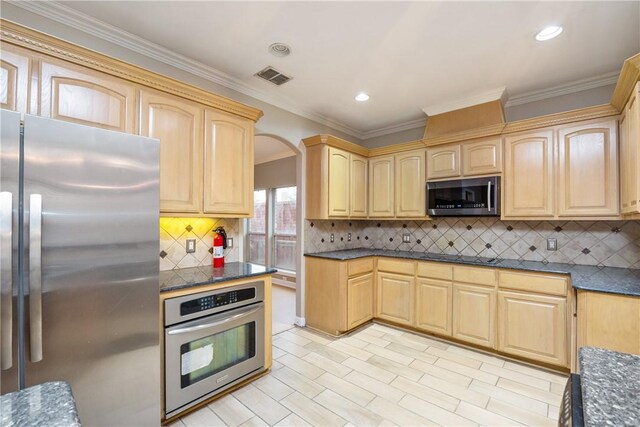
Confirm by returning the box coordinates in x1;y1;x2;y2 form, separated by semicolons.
402;234;411;243
186;238;196;253
547;238;557;251
227;237;233;248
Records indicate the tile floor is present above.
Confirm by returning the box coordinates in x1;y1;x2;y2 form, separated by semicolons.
170;323;567;426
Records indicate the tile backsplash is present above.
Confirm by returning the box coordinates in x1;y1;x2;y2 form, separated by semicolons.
305;218;640;268
159;217;239;271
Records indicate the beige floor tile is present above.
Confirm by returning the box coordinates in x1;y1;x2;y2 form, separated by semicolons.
281;392;347;426
207;394;254;427
271;360;284;371
399;394;478;426
273;413;311;427
390;376;459;412
303;352;353;378
251;375;294;401
367;355;424;381
277;330;312;346
166;420;186;427
271;367;325;399
370;323;404;336
304;342;349;363
503;361;568;385
366;396;437;426
272;338;311;358
486;398;557;426
238;417;268;427
314;389;384;426
278;353;325;380
548;405;560;420
181;406;224;427
401;332;450;350
343;371;406;403
341;335;371;349
411;359;473;387
291;327;334;345
418;373;489;408
550;381;566;396
272;346;287;360
497;378;564;406
316;372;376;407
435;358;499;385
481;363;552;391
364;343;415;365
385;342;439;364
468;379;548;416
232;384;290;425
455;401;525;426
342;357;397;384
426;346;483;369
446;344;506;367
360;325;386;337
352;330;392;347
381;333;429;351
328;341;374;361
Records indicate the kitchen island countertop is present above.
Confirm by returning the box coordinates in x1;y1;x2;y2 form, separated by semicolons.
160;262;277;293
0;381;81;427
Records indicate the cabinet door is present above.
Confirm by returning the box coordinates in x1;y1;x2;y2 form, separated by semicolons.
416;279;452;336
452;283;496;348
369;156;395;217
620;110;631;214
377;272;414;326
349;153;368;217
203;109;253;216
328;148;350;217
427;144;460;180
0;44;30;114
503;130;554;217
395;150;426;217
498;291;567;367
347;273;374;330
624;89;639;214
140;89;203;213
557;120;619;217
462;137;502;176
40;58;136;133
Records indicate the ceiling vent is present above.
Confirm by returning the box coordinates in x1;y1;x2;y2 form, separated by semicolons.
254;66;292;86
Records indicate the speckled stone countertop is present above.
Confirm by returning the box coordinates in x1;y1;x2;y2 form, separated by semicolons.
579;347;640;427
160;262;277;293
304;249;640;297
0;381;81;427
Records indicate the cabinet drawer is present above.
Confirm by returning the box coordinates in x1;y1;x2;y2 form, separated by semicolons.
348;258;375;277
417;262;453;280
377;258;415;275
498;271;567;296
453;266;496;286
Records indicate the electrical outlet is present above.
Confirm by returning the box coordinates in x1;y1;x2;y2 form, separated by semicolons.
186;238;196;253
227;237;233;248
402;234;411;243
330;233;334;243
348;233;352;242
547;238;557;251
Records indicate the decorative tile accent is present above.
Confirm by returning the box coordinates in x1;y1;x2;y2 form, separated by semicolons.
185;225;193;232
530;245;537;252
159;250;167;259
506;225;513;231
582;248;591;255
555;226;563;232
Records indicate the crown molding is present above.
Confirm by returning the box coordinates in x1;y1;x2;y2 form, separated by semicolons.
8;0;366;139
422;87;506;116
361;118;425;140
611;52;640;111
505;71;619;108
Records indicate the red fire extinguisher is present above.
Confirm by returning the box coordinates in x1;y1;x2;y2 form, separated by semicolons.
212;226;227;268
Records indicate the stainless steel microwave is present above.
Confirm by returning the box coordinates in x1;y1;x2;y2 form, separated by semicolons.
427;176;501;216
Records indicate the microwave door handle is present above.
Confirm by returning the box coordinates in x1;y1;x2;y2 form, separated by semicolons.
487;181;492;212
29;194;43;363
1;192;13;369
167;307;261;335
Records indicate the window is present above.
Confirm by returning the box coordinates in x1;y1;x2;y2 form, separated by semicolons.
246;186;297;272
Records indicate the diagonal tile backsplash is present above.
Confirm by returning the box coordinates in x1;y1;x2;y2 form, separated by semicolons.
159;217;239;271
305;218;640;268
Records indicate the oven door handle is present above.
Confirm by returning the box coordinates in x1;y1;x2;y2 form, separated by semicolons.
167;306;261;335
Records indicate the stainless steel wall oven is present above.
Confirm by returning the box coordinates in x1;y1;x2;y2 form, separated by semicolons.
164;281;265;418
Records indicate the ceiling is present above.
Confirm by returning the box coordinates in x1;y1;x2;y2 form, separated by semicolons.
50;1;640;137
254;135;296;165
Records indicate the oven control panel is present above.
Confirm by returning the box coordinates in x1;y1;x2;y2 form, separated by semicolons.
180;288;256;316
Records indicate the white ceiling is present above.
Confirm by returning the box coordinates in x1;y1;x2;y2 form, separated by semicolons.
254;135;296;165
49;1;640;137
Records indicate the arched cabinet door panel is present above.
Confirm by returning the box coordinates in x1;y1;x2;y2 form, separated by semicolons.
0;44;31;114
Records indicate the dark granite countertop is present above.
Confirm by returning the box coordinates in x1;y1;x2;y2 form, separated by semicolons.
304;249;640;297
579;347;640;427
160;262;277;293
0;381;81;427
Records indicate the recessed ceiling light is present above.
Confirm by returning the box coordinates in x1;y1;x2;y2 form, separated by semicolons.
535;25;563;41
355;92;370;102
269;43;291;57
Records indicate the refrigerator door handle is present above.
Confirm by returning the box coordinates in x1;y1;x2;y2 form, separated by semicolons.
29;194;43;363
0;191;12;370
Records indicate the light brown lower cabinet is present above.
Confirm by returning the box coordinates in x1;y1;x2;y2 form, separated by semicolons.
347;273;374;330
498;291;567;366
377;272;414;326
415;278;452;336
452;283;496;349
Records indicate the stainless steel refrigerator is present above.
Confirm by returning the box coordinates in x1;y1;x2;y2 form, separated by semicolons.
0;109;160;426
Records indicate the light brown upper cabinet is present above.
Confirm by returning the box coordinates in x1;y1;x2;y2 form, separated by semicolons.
621;83;640;216
350;153;368;217
557;119;619;217
140;89;203;213
426;144;460;179
369;155;395;217
503;130;555;218
203;109;254;216
395;149;426;217
328;147;350;217
40;57;136;133
462;137;502;176
0;43;30;114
